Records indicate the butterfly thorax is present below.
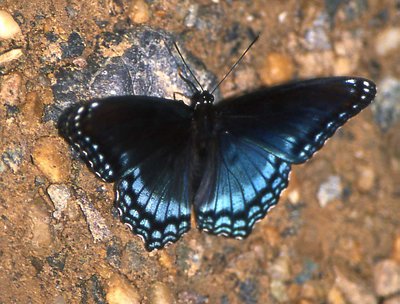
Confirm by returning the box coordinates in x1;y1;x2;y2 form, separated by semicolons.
192;91;217;146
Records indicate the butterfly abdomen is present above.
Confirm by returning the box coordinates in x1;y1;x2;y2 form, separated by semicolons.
192;103;218;149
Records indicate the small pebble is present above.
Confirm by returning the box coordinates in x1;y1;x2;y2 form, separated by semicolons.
157;251;176;274
53;295;66;304
76;189;112;242
32;137;71;183
332;33;361;74
300;282;323;301
85;275;107;302
1;147;24;173
287;189;301;205
129;0;150;24
185;239;204;277
375;27;400;56
149;282;174;304
121;241;148;273
28;200;53;254
295;260;318;284
106;274;140;304
72;57;87;69
0;48;23;65
47;184;71;220
371;77;400;131
46;251;67;271
268;255;291;281
317;175;343;208
336;236;363;265
383;296;400;304
0;73;23;106
44;43;63;63
334;269;377;304
21;91;43;124
270;280;289;302
106;238;122;269
259;53;294;86
0;10;22;39
373;259;400;297
61;31;85;59
334;31;362;57
356;166;375;193
184;4;199;28
303;12;331;50
327;286;346;304
238;279;258;304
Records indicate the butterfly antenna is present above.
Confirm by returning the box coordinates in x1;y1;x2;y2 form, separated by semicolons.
174;41;204;92
211;34;260;94
179;70;200;93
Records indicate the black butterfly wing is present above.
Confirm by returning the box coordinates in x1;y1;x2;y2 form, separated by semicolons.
58;96;193;250
214;77;377;164
194;77;376;237
194;132;291;238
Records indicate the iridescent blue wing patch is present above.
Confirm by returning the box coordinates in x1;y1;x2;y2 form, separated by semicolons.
58;96;193;250
116;143;192;251
194;132;291;237
215;77;376;164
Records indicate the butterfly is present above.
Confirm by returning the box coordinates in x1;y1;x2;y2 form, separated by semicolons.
58;39;376;251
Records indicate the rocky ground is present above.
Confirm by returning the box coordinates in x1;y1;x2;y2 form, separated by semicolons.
0;0;400;303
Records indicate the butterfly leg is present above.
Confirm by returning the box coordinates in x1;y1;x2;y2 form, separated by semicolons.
173;91;191;103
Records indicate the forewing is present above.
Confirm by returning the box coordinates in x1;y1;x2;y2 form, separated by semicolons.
58;96;193;250
58;96;193;181
194;132;291;238
215;77;376;164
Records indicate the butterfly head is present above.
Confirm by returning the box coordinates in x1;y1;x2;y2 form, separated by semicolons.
192;91;214;107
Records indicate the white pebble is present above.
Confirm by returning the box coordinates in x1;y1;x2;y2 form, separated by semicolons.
375;27;400;56
106;274;140;304
374;259;400;297
0;48;23;65
47;184;71;220
0;10;21;39
317;175;343;208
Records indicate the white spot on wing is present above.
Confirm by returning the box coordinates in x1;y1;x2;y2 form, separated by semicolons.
124;223;133;230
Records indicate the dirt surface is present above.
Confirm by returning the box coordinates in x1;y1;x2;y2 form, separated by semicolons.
1;0;400;303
